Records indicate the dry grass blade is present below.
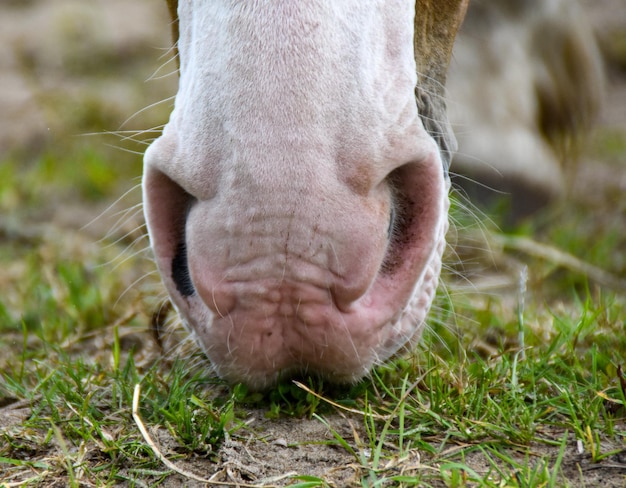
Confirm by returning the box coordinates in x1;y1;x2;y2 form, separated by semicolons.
132;384;283;487
293;381;389;420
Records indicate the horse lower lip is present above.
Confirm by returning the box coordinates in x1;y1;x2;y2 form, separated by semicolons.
181;259;443;390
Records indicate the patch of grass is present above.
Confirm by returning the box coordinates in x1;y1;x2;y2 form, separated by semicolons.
1;336;237;485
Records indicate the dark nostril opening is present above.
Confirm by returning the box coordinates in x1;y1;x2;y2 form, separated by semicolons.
387;205;396;240
381;167;417;274
172;240;195;297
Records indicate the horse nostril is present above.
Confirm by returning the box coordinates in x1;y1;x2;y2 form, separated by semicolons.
380;164;427;275
143;165;198;300
387;205;396;240
172;240;195;297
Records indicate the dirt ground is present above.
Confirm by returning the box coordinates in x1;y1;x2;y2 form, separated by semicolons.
1;1;625;487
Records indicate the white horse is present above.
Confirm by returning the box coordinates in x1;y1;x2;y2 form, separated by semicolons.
143;0;468;389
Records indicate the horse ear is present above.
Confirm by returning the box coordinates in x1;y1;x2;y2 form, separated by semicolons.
413;0;468;169
165;0;179;68
413;0;468;90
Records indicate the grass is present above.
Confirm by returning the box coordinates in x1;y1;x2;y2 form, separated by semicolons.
1;137;624;486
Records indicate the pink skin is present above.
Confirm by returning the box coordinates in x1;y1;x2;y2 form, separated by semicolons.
143;1;450;389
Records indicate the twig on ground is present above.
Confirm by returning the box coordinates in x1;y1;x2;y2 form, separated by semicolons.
491;234;626;290
132;383;295;487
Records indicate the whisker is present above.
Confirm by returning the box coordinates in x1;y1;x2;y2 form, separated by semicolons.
118;95;176;129
81;183;142;233
98;205;145;243
102;143;148;156
145;45;179;81
110;244;153;272
114;270;161;307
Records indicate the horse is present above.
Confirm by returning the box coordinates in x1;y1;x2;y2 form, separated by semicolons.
448;0;603;219
143;0;468;389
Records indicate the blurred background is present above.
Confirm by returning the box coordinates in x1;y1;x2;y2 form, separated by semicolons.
0;0;175;219
0;0;178;341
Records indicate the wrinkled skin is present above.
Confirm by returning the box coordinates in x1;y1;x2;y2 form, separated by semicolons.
144;0;467;389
